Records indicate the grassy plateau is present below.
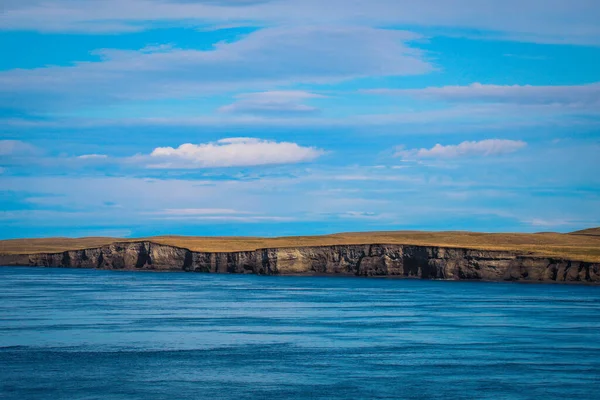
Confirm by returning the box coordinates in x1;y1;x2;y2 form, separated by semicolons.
1;229;599;263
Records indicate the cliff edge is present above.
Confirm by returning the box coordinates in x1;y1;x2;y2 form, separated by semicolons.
1;241;598;284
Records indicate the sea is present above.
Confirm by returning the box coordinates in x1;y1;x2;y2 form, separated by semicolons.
1;267;599;399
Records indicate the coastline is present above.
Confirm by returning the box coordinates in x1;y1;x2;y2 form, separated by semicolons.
2;240;598;285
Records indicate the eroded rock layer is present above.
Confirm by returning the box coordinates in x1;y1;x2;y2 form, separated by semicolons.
1;241;599;284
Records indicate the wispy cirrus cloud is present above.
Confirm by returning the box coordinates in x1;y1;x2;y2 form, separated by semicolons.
0;140;39;156
0;27;429;112
2;0;599;44
368;82;600;106
396;139;527;159
149;207;294;222
219;91;325;116
2;149;599;237
158;208;248;216
142;137;325;169
3;103;597;135
77;154;108;160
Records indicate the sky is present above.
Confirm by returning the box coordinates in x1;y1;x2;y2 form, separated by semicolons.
1;0;599;239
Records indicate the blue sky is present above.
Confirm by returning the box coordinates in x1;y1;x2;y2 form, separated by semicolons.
1;0;599;239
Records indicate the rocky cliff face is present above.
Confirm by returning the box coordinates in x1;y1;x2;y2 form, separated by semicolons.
1;241;599;284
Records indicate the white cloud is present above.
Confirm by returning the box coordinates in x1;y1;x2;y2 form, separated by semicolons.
219;91;324;116
329;174;419;182
0;26;429;111
396;139;527;159
502;53;549;60
342;211;380;219
149;207;294;221
153;215;295;222
525;218;580;228
145;137;325;168
368;82;600;106
77;154;108;159
159;208;247;215
1;0;599;44
203;216;293;222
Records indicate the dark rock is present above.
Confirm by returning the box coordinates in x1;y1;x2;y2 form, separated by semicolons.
0;241;598;284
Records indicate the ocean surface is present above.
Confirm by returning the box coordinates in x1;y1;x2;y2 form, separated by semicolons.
1;267;600;400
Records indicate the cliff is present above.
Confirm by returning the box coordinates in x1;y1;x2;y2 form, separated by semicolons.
1;241;599;284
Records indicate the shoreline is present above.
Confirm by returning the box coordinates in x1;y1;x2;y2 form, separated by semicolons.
2;240;598;285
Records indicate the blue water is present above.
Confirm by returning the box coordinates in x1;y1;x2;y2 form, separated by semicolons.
1;267;600;399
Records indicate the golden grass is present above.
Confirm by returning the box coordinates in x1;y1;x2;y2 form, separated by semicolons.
570;227;600;236
1;230;599;262
0;237;123;255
